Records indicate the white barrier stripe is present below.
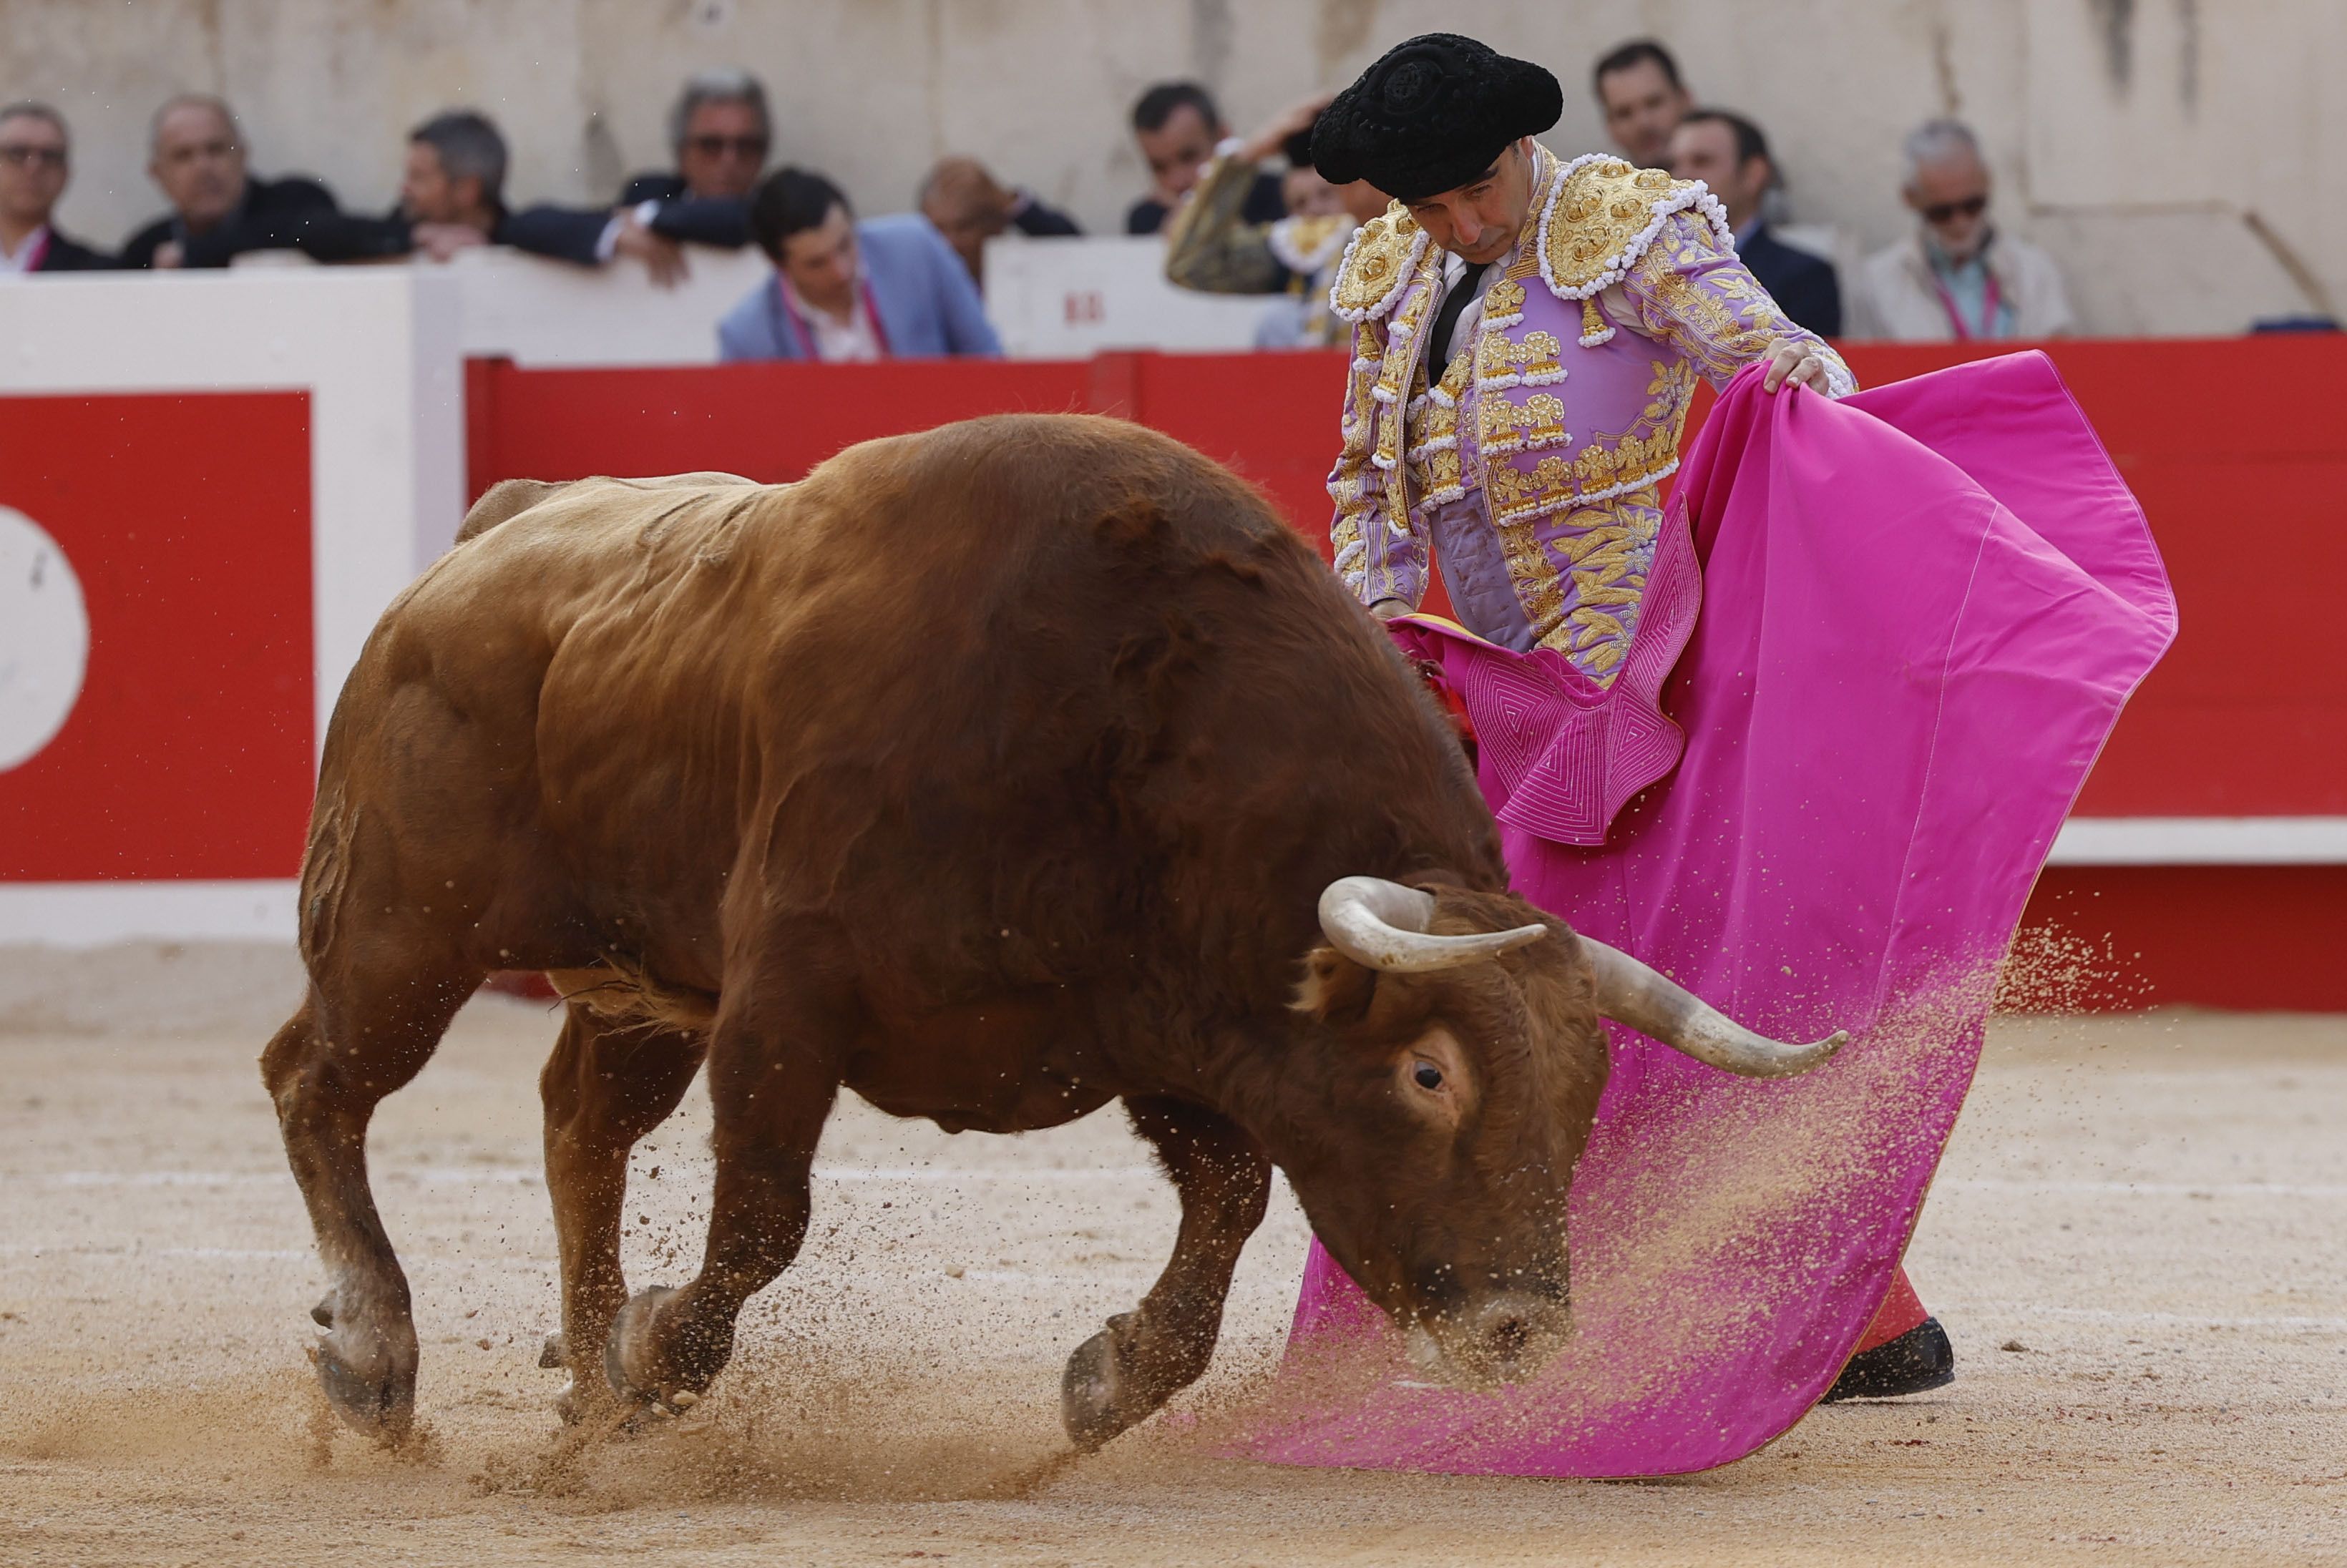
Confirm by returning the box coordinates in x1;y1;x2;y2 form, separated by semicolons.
1942;1303;2347;1331
2049;815;2347;865
1943;1178;2347;1197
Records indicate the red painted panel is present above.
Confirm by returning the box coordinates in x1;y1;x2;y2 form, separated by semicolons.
2017;866;2347;1012
467;358;1090;498
0;393;313;880
464;337;2347;823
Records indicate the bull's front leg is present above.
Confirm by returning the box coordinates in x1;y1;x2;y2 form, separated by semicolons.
602;976;845;1413
1062;1097;1272;1450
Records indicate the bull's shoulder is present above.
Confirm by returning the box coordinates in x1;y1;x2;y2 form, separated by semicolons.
456;478;569;544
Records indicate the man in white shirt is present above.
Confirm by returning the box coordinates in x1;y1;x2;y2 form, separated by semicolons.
1853;119;2074;341
0;102;114;273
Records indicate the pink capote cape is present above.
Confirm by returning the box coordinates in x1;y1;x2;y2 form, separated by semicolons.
1246;352;2177;1478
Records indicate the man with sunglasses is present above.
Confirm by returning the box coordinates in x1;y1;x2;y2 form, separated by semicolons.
1854;117;2073;341
0;102;112;272
503;69;771;283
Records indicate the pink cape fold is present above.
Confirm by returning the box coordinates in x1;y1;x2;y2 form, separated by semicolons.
1246;352;2177;1478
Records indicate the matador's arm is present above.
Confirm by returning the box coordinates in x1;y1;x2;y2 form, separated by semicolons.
1327;315;1430;610
1163;150;1286;295
1616;211;1858;398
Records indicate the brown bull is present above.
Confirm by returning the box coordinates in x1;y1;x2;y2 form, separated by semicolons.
263;414;1839;1449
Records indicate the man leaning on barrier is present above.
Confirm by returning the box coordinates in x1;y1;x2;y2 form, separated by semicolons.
502;69;773;285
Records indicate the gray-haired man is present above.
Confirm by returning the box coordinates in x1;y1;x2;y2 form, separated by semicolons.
0;102;113;271
502;69;772;283
1853;118;2074;340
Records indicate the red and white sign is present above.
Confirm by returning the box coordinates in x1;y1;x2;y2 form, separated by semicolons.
0;393;313;881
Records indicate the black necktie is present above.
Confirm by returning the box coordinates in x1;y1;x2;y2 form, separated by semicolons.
1429;261;1488;371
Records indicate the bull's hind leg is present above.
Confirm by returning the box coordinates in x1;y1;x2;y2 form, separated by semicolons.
260;946;481;1439
1062;1097;1271;1450
539;1004;708;1421
602;969;848;1411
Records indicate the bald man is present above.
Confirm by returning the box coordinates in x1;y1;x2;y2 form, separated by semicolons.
120;94;340;269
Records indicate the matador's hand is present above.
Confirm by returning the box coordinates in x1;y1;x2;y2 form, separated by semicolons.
1369;598;1412;621
1762;338;1832;394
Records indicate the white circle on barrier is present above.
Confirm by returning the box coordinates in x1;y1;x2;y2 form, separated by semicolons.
0;505;90;772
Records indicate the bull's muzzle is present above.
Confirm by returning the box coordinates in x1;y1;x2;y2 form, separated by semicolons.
1403;1290;1571;1391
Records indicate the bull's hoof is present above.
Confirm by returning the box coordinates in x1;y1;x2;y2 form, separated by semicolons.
308;1339;414;1440
539;1331;566;1370
1060;1313;1146;1452
602;1285;711;1419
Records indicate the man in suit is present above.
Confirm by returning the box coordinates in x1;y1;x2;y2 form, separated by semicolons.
120;95;341;269
502;69;771;283
718;167;999;361
1668;108;1843;337
0;102;113;272
1591;39;1692;170
1123;81;1284;237
252;109;522;265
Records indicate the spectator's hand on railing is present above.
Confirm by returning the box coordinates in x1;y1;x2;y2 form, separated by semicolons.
152;240;185;269
411;222;489;263
612;214;689;288
1238;92;1336;167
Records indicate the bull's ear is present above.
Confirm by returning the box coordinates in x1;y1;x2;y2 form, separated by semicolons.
1291;945;1377;1022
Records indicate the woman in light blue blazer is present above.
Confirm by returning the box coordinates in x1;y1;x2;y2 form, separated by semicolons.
718;167;1002;361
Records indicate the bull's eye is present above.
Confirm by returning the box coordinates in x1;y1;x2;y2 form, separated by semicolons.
1412;1062;1445;1090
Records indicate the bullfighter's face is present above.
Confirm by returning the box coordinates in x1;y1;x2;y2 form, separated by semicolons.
1282;886;1607;1389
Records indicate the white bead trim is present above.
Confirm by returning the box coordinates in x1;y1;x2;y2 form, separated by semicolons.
1423;483;1468;506
1533;155;1736;303
1329;220;1432;323
1404;434;1458;462
1519;366;1568;386
1268;216;1350;277
1490;458;1682;523
1579;325;1617;348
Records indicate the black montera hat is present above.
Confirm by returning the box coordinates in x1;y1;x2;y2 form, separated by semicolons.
1312;34;1562;203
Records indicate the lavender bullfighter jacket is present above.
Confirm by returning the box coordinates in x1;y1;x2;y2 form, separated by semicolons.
1327;144;1855;685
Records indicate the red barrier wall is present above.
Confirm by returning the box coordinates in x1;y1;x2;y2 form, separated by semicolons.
462;339;2347;1009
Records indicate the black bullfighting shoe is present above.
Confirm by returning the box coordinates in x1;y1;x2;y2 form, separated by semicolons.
1820;1316;1956;1402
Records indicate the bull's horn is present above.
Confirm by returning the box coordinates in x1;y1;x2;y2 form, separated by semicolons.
1581;937;1845;1078
1317;876;1547;974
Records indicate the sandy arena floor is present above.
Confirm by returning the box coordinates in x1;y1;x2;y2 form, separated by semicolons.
0;945;2342;1566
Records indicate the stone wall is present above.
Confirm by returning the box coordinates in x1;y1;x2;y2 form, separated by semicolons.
4;0;2334;335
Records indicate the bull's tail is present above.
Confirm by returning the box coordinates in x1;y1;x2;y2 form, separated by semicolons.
455;478;570;544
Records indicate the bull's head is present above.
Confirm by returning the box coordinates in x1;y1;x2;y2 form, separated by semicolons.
1277;876;1844;1390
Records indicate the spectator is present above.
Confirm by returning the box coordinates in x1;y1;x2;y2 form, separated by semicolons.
394;111;515;258
1591;39;1691;170
718;167;999;361
1163;97;1387;348
0;102;113;272
917;156;1080;284
1125;81;1284;236
1853;119;2074;340
121;94;341;268
1667;109;1841;336
502;69;772;281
